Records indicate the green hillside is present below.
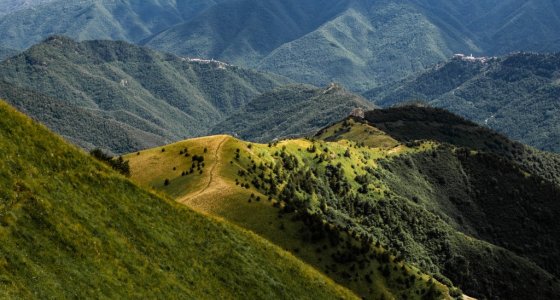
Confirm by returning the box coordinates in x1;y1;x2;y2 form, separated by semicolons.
367;53;560;152
0;36;288;154
125;136;453;300
126;107;560;299
0;100;359;299
211;83;376;141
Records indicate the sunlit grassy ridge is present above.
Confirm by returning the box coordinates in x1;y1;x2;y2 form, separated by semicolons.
126;131;452;299
128;110;560;299
0;100;358;299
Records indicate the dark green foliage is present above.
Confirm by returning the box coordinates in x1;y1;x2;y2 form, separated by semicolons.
212;84;375;141
368;53;560;152
362;106;560;185
0;37;288;154
90;149;130;177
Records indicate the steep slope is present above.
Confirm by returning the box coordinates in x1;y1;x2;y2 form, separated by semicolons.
145;0;560;92
0;0;54;16
0;36;288;154
0;100;358;299
211;84;376;141
367;53;560;152
0;0;231;49
126;107;560;299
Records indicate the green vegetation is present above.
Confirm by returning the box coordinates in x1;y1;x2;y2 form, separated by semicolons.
0;36;288;154
368;53;560;152
0;100;359;299
212;83;376;142
127;107;560;300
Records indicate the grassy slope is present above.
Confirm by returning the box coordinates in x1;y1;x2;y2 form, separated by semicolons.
0;36;288;154
367;53;560;152
211;84;376;142
125;134;452;299
0;100;357;299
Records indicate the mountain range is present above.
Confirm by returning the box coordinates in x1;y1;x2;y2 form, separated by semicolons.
2;0;560;92
367;52;560;152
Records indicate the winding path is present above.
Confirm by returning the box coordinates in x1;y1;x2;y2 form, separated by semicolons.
180;136;227;203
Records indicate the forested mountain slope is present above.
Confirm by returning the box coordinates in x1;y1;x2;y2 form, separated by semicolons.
367;53;560;152
0;36;287;154
144;0;560;91
212;83;376;141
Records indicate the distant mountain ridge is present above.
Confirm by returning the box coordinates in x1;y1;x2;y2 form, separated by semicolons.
1;0;559;92
0;0;230;49
144;0;560;91
367;52;560;152
0;36;288;154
